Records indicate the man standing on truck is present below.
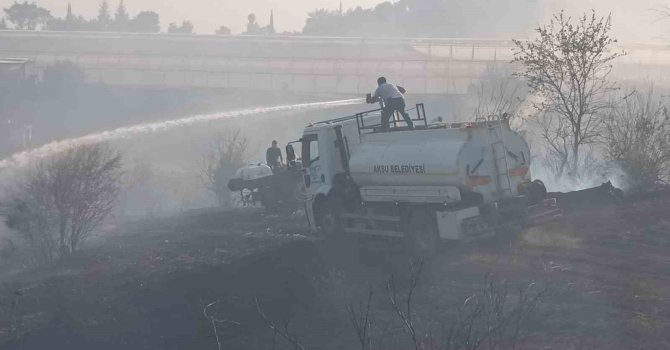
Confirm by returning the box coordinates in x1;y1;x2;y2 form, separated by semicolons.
266;140;283;171
368;76;414;131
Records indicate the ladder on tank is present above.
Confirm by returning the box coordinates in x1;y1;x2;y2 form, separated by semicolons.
483;116;513;197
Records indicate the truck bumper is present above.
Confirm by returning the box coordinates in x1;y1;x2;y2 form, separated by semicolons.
436;207;481;240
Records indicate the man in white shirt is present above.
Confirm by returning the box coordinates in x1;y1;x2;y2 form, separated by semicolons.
368;77;414;131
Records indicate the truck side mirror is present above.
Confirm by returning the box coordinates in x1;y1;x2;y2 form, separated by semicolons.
286;144;296;163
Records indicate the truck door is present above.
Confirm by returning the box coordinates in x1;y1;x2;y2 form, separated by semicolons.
302;130;337;190
303;133;324;188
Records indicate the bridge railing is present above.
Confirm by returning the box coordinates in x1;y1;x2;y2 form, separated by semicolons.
2;31;670;93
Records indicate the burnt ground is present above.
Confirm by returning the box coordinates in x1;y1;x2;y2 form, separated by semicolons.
0;195;670;350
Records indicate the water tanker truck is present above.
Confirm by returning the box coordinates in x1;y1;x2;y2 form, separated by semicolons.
285;104;549;255
229;103;551;255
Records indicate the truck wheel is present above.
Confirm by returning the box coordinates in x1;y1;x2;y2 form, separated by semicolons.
316;197;342;237
405;210;440;258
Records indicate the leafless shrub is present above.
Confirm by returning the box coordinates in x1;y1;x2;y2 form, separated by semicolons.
244;263;545;350
470;70;527;123
201;298;241;350
385;262;546;350
535;112;572;178
201;130;248;208
387;260;424;350
535;111;610;183
4;143;123;262
0;289;24;338
345;289;374;350
255;295;306;350
603;87;670;190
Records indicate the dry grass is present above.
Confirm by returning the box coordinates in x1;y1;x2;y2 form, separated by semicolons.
521;226;582;249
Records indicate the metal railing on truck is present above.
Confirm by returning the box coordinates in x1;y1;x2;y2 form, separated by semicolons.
314;103;427;135
314;103;428;135
356;103;427;135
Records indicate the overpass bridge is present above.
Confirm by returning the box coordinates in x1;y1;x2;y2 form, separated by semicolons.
1;30;669;94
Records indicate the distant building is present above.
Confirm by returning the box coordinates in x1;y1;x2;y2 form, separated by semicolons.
0;58;35;82
0;58;35;157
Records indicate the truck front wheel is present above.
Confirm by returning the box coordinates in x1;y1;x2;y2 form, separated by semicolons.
405;209;440;258
316;197;342;237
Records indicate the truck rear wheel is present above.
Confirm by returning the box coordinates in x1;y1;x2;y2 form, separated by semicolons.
405;209;440;258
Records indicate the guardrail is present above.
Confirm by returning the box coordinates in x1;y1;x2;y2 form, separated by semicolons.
2;31;670;92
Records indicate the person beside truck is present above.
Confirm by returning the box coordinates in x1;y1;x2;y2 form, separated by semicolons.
265;140;283;171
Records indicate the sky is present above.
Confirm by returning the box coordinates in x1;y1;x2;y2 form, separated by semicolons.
0;0;668;40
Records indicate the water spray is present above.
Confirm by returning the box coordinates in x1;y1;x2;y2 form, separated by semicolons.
0;98;363;171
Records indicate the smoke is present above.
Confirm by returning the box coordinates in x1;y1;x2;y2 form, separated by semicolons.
530;163;627;193
0;98;363;171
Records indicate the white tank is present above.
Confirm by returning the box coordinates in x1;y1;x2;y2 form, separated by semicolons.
347;122;531;202
233;163;273;181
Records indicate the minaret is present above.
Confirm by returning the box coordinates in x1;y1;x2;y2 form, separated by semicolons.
66;3;73;21
268;10;275;34
339;0;343;15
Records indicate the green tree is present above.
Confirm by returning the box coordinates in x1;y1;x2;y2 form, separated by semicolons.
168;20;193;34
215;25;231;35
245;13;260;34
46;6;97;32
131;11;159;33
113;0;129;31
97;0;112;30
3;1;52;30
302;0;541;37
513;11;624;177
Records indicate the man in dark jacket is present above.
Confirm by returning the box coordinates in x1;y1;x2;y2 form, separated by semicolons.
266;140;283;170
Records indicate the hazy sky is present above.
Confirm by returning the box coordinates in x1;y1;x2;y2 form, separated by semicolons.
1;0;668;40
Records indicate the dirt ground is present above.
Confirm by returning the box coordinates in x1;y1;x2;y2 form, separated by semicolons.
0;194;669;350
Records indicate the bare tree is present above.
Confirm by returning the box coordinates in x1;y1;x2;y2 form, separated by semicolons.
201;298;241;350
513;11;624;176
255;295;306;350
5;143;123;261
470;69;527;123
201;130;248;208
345;289;374;350
652;5;670;21
385;262;546;350
603;87;670;190
535;112;572;178
387;260;424;350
